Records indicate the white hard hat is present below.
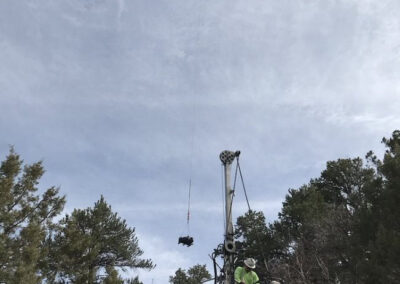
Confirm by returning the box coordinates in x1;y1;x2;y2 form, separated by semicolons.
244;258;256;269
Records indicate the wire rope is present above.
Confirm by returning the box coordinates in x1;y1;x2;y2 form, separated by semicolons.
236;158;269;272
184;84;198;235
187;178;191;234
237;159;251;211
221;164;226;234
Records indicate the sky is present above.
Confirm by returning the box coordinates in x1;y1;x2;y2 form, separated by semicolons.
1;0;400;283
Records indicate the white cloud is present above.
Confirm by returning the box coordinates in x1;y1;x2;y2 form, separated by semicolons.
1;1;400;282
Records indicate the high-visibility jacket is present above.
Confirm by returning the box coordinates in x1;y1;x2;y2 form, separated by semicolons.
234;266;260;284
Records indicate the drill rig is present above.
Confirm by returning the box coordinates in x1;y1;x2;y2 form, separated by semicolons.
210;150;240;284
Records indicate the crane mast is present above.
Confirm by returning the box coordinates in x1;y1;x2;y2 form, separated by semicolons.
219;150;240;284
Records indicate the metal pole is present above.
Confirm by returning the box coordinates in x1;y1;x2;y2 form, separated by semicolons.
219;150;240;284
225;160;233;245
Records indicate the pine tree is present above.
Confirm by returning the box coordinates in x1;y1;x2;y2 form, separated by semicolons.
169;268;188;284
187;264;212;284
366;130;400;282
53;196;154;283
0;148;65;283
102;266;124;284
169;265;211;284
125;276;143;284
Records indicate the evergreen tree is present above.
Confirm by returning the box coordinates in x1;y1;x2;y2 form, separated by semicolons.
0;148;65;283
274;157;378;283
232;155;380;282
169;265;211;284
102;266;124;284
125;276;143;284
365;130;400;282
187;264;212;283
169;268;188;284
235;210;278;280
53;196;154;283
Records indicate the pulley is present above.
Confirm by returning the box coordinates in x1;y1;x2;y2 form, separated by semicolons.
224;240;236;254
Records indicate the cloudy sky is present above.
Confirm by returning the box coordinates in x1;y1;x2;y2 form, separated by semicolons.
1;0;400;282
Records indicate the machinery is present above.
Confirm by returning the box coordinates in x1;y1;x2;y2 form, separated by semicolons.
210;150;241;284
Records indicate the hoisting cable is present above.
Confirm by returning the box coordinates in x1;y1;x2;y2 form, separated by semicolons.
236;158;269;273
185;81;197;235
237;157;251;211
178;178;194;246
221;164;226;233
187;178;191;233
178;87;197;247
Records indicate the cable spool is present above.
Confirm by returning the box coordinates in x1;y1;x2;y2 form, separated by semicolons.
224;240;236;254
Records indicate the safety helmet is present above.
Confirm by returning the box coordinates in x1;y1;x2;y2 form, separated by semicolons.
244;258;256;269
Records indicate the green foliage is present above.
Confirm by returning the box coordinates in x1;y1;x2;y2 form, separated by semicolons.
102;266;124;284
169;268;188;283
272;156;381;283
125;276;143;284
235;210;275;280
187;264;212;283
0;149;154;283
170;264;211;284
0;148;154;284
366;130;400;282
0;148;65;284
231;130;400;283
53;196;154;283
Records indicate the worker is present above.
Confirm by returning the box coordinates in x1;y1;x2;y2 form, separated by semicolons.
234;258;260;284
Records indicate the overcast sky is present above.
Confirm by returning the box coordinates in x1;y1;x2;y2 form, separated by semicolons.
1;0;400;283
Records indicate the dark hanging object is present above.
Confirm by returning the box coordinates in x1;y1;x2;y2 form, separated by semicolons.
178;236;194;247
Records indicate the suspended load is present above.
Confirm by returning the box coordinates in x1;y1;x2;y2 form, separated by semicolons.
178;179;194;247
178;236;194;246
